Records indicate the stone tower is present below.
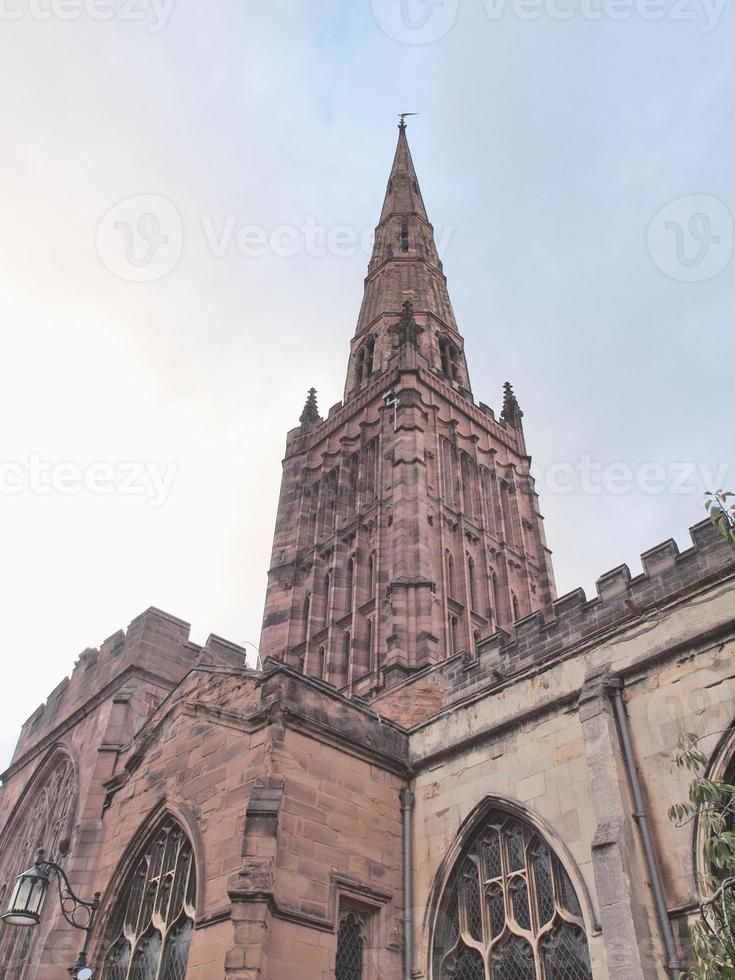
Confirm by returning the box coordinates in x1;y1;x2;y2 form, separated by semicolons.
260;122;556;696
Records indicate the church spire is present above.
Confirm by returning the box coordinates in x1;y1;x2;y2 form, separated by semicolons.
379;118;429;224
347;120;470;398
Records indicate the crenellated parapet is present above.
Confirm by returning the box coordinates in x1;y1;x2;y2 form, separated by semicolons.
7;607;246;771
372;519;735;725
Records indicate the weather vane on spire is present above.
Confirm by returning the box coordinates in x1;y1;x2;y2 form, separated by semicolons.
398;112;418;130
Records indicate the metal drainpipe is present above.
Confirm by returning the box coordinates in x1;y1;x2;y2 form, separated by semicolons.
608;678;683;978
400;786;415;980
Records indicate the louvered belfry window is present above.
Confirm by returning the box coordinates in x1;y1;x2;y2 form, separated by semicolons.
335;912;365;980
432;812;593;980
100;820;196;980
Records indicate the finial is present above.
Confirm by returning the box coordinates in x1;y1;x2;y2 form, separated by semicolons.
299;387;320;428
501;382;524;431
398;112;418;131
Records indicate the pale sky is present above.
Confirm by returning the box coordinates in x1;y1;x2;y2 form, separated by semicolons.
0;0;732;771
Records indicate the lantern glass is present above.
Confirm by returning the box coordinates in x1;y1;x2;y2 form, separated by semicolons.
2;864;49;927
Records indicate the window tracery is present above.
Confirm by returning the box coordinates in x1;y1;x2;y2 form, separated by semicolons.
0;753;76;979
100;820;196;980
432;811;592;980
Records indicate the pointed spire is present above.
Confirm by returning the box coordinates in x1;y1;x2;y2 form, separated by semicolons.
379;120;428;224
353;122;461;342
501;382;524;431
299;387;321;428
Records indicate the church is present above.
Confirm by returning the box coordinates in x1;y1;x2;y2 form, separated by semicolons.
0;122;733;980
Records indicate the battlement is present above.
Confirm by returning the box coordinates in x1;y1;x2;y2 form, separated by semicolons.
372;519;735;725
9;607;246;768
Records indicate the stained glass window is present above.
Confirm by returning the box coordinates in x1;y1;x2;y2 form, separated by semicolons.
100;820;196;980
0;753;76;979
432;810;593;980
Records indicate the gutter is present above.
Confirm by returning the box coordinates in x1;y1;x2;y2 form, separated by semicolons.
608;678;683;978
400;786;415;980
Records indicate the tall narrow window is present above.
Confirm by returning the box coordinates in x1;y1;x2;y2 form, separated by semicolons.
500;481;518;549
366;619;373;669
346;558;355;612
460;453;476;521
345;454;359;520
512;592;521;622
446;553;455;597
367;554;375;599
431;809;593;980
343;631;351;670
440;438;457;509
448;614;459;656
100;819;196;980
467;556;477;611
317;646;326;679
335;912;365;980
323;572;331;626
401;221;409;252
439;337;459;380
489;569;498;621
365;338;375;376
356;338;375;383
364;439;378;504
302;594;311;644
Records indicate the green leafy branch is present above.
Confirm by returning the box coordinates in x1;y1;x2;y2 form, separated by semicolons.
705;491;735;549
669;732;735;979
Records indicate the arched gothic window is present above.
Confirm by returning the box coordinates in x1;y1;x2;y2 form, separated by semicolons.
467;556;478;611
0;753;76;979
439;337;459;381
335;912;365;980
432;809;593;980
356;338;376;384
489;569;498;621
100;819;196;980
446;552;455;598
448;614;459;656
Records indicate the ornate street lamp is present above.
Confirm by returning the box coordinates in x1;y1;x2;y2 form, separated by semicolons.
1;849;101;979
